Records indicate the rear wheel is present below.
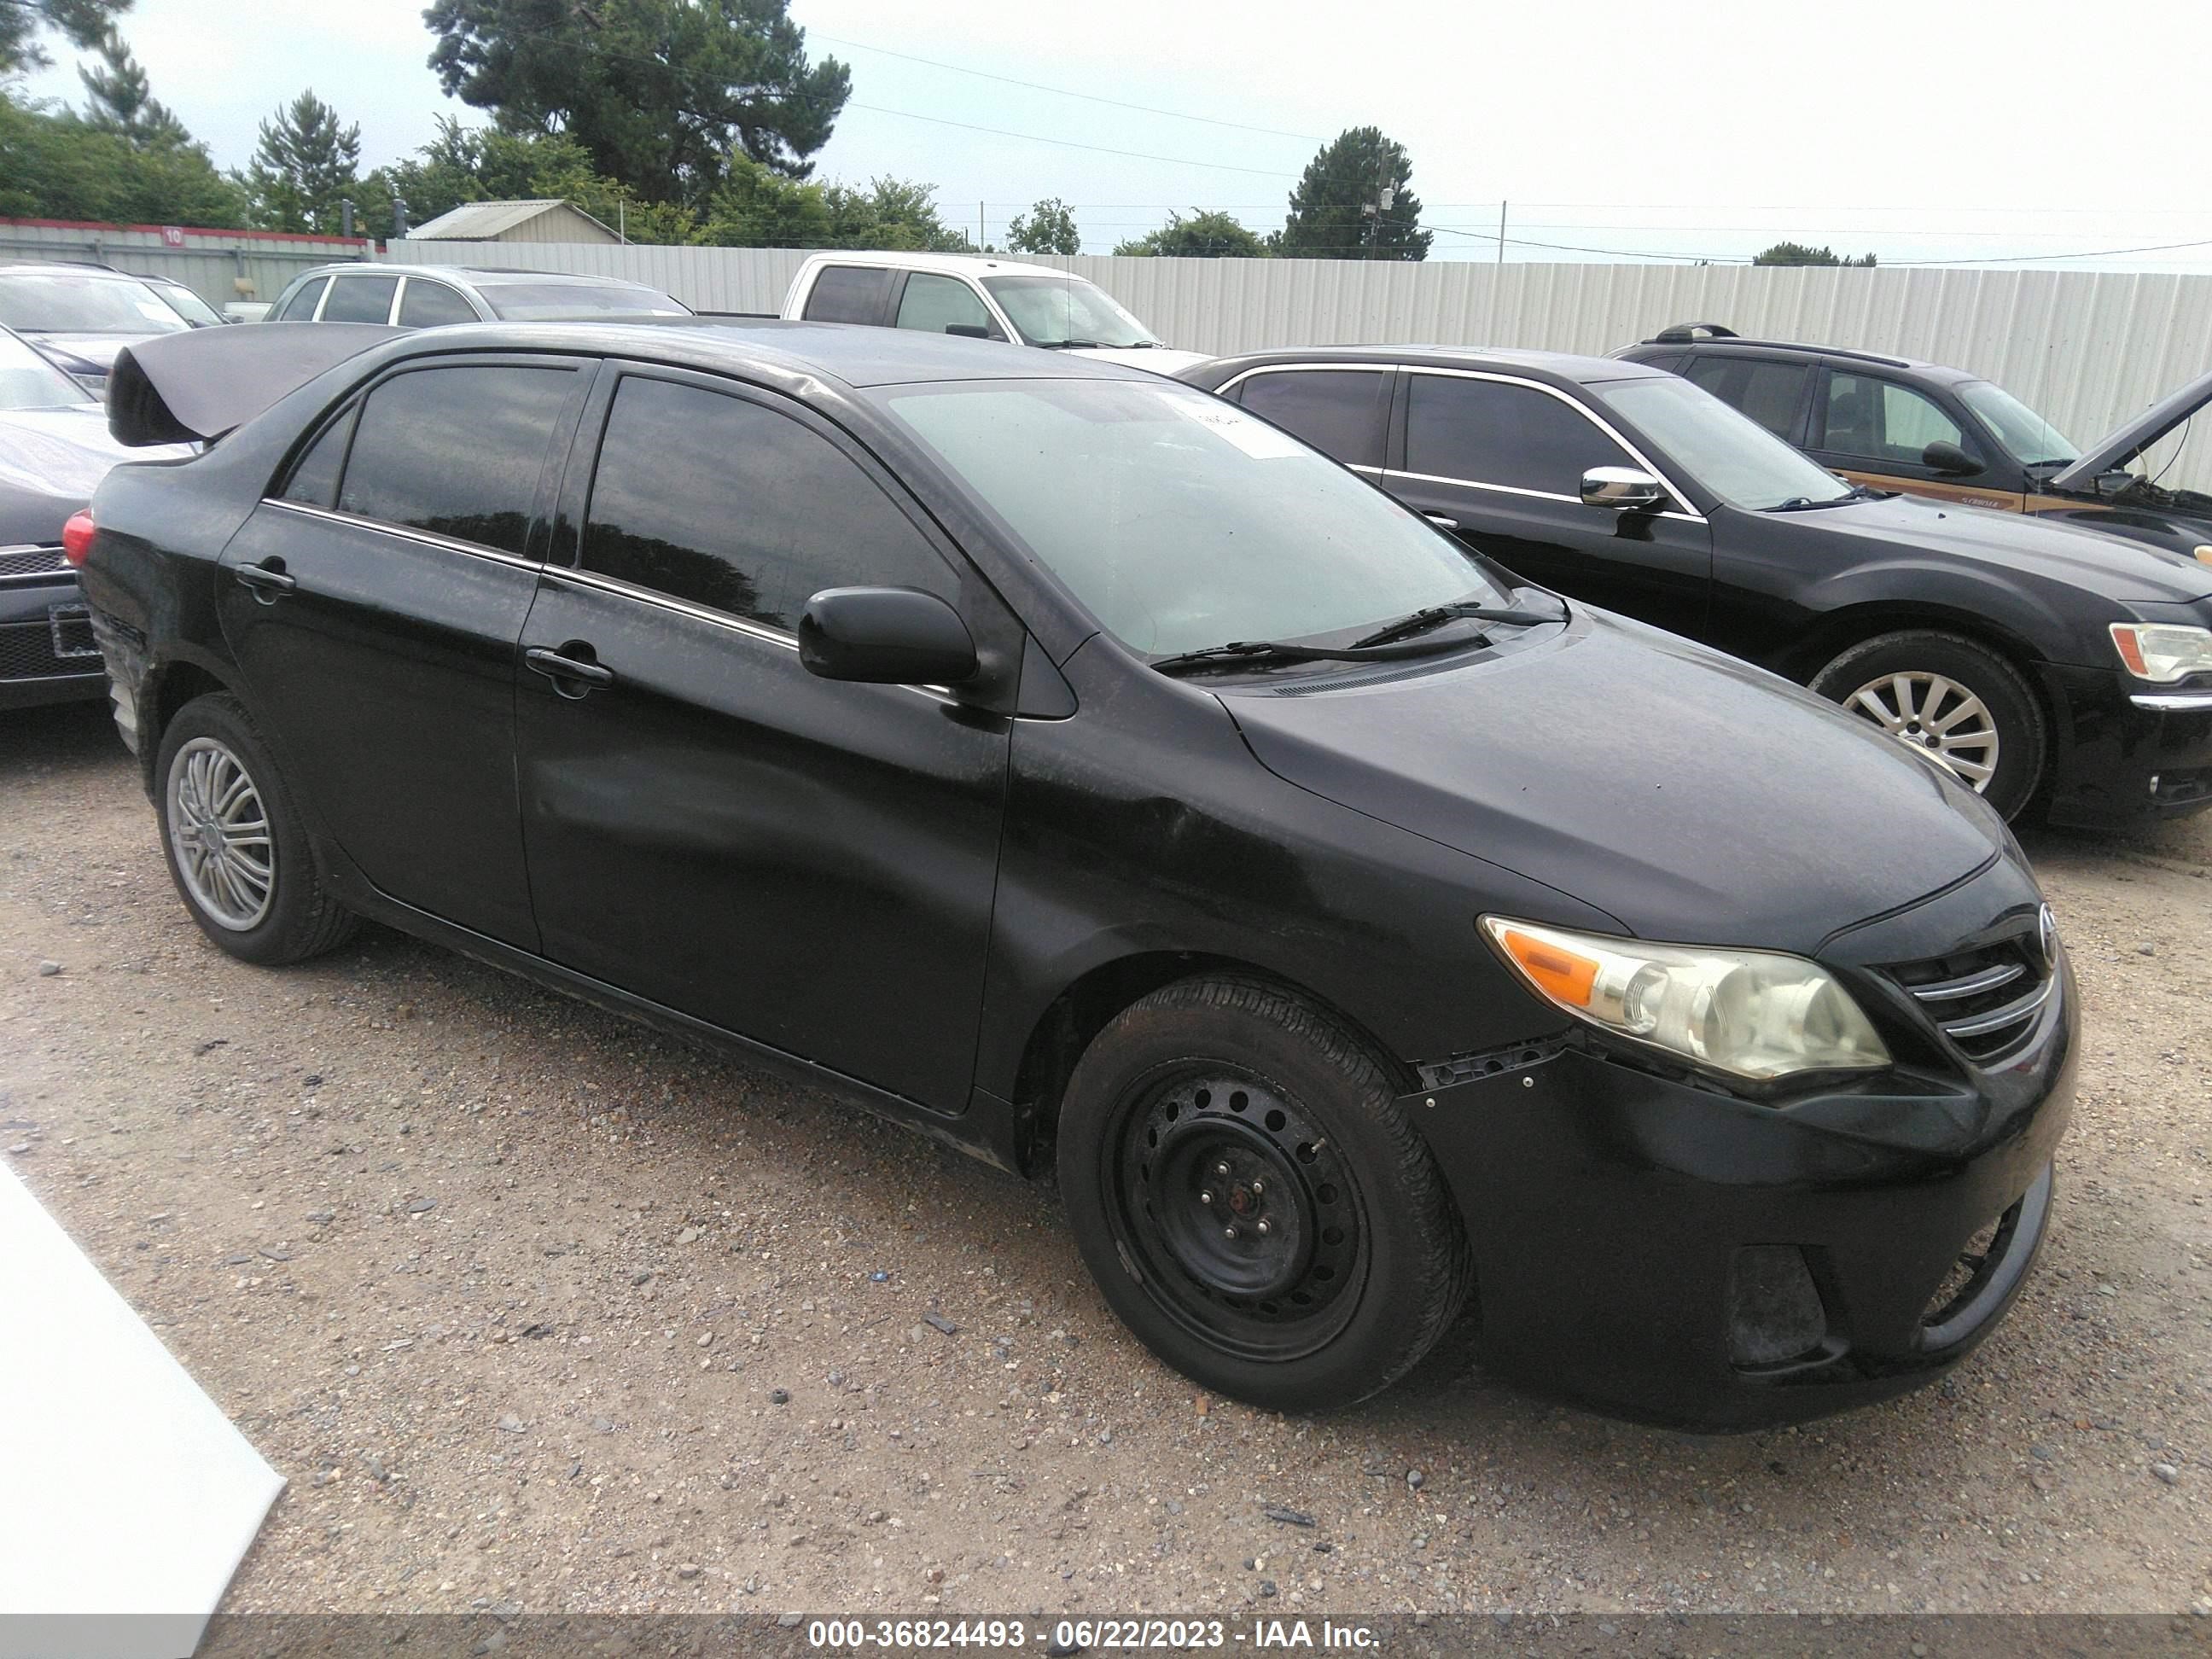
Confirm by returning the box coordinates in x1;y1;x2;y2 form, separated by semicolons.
1808;630;2046;820
156;693;357;965
1057;975;1470;1411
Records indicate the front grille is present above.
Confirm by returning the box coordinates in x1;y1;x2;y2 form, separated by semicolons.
0;617;102;681
0;544;67;579
1886;929;2053;1063
1920;1196;2025;1331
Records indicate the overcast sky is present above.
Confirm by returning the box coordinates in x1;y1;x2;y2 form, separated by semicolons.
16;0;2212;269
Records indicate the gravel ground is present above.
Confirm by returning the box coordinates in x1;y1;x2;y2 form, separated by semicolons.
3;700;2209;1619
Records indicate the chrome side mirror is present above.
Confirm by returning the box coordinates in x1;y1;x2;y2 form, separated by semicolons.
1580;466;1666;511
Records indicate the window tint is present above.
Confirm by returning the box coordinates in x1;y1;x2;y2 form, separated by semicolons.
1819;372;1966;464
801;265;893;325
279;408;354;508
1682;356;1810;439
274;276;328;322
1236;370;1389;469
336;366;573;556
320;275;398;324
895;273;995;337
397;279;479;327
1405;375;1633;496
582;376;955;632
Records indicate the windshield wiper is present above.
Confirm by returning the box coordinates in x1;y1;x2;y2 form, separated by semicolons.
1765;492;1860;512
1350;596;1566;649
1038;339;1117;350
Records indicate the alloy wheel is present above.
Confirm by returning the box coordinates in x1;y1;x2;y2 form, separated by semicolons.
1108;1068;1369;1363
166;736;276;931
1843;671;2000;793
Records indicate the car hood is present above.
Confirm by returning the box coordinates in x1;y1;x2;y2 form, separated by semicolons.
1797;491;2212;602
17;332;158;375
0;405;192;544
2050;367;2212;492
1070;345;1211;375
1220;608;2005;956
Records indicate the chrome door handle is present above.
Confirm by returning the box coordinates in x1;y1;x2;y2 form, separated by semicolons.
233;560;296;602
525;646;615;697
1424;514;1459;530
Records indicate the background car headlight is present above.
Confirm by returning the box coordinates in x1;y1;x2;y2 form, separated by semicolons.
2110;622;2212;683
1481;917;1890;1082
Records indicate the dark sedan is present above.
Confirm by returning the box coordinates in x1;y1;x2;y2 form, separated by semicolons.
75;319;2073;1430
1177;346;2212;828
0;325;190;708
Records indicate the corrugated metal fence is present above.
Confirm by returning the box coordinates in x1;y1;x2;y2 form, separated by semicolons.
382;241;2212;490
2;218;370;311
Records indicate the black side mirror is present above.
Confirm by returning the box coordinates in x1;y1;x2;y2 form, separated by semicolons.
1922;439;1983;477
945;323;990;339
799;587;978;685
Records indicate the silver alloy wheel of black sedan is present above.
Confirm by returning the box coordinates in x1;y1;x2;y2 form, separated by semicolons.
1844;671;2000;794
165;735;275;930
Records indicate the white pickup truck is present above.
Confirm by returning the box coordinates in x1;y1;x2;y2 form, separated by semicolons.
779;252;1208;374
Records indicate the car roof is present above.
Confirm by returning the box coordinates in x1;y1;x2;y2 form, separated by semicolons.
0;261;158;282
358;317;1156;390
1199;343;1680;388
291;264;668;293
1627;326;1978;384
797;250;1084;282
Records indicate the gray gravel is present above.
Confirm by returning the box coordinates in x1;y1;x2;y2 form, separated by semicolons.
3;701;2209;1617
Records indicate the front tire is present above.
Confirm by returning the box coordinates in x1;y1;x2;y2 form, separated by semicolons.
1057;976;1470;1411
156;692;357;965
1808;630;2046;821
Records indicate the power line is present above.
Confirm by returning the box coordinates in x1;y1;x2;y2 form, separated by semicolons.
814;32;1322;143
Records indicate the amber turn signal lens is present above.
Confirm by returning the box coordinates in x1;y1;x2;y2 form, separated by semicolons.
1494;926;1598;1008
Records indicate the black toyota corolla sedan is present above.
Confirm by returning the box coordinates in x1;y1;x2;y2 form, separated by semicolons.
1176;347;2212;829
74;320;2075;1430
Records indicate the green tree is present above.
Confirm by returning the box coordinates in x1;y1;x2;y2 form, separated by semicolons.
1114;208;1266;258
1;0;128;73
1005;197;1079;256
423;0;849;210
242;90;360;234
1276;126;1429;260
1753;242;1877;268
74;25;189;148
700;154;830;247
822;177;971;252
359;117;691;243
0;90;248;224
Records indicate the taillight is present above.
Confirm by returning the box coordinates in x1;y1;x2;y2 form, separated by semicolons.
61;509;96;568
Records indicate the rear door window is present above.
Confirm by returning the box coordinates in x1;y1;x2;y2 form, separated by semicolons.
894;273;998;338
397;279;480;327
1235;370;1390;469
277;408;355;508
335;364;575;556
1818;371;1968;464
580;375;957;632
801;265;894;325
274;276;329;322
319;275;399;324
1682;356;1811;440
1404;373;1634;497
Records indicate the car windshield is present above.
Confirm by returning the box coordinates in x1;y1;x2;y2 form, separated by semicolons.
1593;374;1855;510
483;282;690;320
0;272;192;335
1957;381;2076;468
145;281;224;327
0;329;95;410
874;377;1510;656
981;275;1157;349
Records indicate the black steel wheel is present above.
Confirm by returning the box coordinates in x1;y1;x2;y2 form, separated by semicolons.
1058;975;1470;1411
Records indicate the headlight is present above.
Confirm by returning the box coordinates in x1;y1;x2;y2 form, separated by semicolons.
2110;622;2212;683
1481;917;1890;1082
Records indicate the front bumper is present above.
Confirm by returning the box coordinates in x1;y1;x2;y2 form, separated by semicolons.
1410;856;2077;1432
2039;663;2212;826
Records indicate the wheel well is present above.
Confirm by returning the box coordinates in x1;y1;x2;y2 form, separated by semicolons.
139;661;229;789
1010;952;1414;1176
1773;605;2053;722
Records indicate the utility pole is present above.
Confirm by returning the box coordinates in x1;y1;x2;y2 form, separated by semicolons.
1497;200;1507;266
340;198;354;240
979;201;985;252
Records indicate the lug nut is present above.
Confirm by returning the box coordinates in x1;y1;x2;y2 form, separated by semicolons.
1215;1162;1231;1178
1198;1189;1213;1205
1249;1179;1263;1196
1224;1225;1238;1240
1255;1220;1271;1236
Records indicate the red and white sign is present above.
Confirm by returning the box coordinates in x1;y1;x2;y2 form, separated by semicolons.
159;225;185;247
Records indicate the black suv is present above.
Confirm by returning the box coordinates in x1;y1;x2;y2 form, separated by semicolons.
1618;323;2212;568
1176;346;2212;827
